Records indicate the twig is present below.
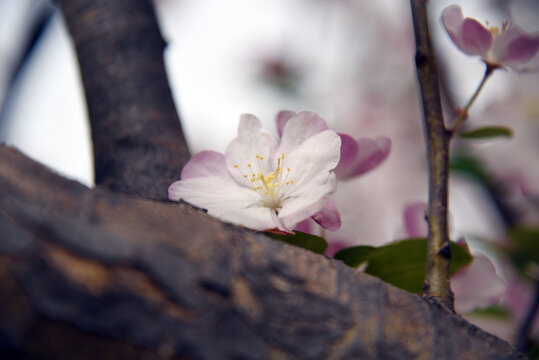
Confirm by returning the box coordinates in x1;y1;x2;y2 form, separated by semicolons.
409;0;454;310
449;63;496;135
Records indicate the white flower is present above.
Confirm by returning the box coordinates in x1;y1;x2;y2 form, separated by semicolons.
168;111;341;233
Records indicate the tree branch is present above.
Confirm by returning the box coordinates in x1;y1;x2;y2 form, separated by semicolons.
409;0;453;310
59;0;189;201
0;145;524;359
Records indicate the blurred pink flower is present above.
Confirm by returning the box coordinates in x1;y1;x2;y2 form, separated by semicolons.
403;202;428;238
442;4;539;72
276;110;391;180
169;111;341;233
402;203;506;312
451;254;506;313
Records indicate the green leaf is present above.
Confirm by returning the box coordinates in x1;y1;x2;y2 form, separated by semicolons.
450;154;491;184
458;126;513;139
469;305;509;319
267;231;328;255
333;245;376;267
508;227;539;264
334;238;473;293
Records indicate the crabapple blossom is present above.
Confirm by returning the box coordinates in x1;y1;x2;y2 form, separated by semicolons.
276;111;391;181
276;111;391;234
169;111;341;233
442;4;539;72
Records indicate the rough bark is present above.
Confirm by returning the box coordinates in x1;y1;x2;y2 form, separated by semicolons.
59;0;189;200
0;145;524;359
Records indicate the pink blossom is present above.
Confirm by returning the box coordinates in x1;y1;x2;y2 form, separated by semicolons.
451;254;506;313
169;111;341;233
442;5;539;72
276;111;391;180
276;111;390;233
403;202;428;238
402;203;506;312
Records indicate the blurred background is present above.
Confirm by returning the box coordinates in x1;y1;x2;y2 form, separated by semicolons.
1;0;538;355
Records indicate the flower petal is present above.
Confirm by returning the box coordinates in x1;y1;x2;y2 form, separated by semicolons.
442;5;492;56
180;151;229;179
278;173;337;230
225;114;278;183
311;196;342;231
460;18;492;56
169;176;279;230
403;202;428;238
514;52;539;72
293;219;313;233
334;133;359;177
451;255;506;313
492;27;539;68
278;111;330;157
339;137;391;179
281;129;341;192
441;5;465;47
276;110;296;138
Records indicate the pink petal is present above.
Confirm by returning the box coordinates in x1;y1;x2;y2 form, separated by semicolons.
276;110;296;138
278;111;329;157
334;133;359;177
180;151;229;179
294;219;313;234
403;202;428;238
455;237;471;253
493;27;539;68
325;240;350;257
311;196;342;231
281;129;341;192
225;114;278;183
442;5;492;56
279;173;337;230
459;18;493;56
441;5;465;46
451;255;506;313
515;52;539;72
338;137;391;179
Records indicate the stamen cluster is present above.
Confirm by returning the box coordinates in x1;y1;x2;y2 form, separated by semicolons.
234;153;294;210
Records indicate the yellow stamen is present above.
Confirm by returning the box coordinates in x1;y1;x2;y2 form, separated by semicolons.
232;152;295;210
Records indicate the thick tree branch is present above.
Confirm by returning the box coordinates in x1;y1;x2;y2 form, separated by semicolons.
409;0;453;310
59;0;189;201
0;145;524;359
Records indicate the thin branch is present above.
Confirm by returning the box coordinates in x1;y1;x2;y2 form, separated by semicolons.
449;63;496;135
409;0;453;310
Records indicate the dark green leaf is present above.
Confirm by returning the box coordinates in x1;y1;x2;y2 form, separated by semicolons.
458;126;513;139
333;245;376;267
508;227;539;264
334;238;473;293
450;154;492;185
267;231;328;255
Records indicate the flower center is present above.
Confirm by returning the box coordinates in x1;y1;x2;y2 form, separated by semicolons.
487;20;510;37
234;153;294;210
